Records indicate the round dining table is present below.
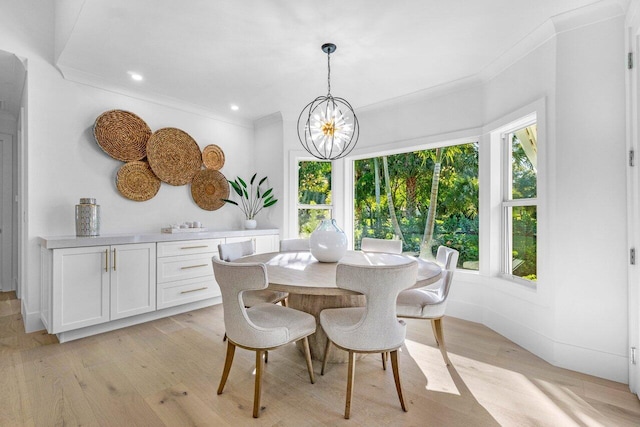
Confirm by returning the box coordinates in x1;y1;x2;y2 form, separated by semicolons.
235;250;442;362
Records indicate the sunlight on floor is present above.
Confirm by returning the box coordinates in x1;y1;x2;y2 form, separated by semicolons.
404;338;608;426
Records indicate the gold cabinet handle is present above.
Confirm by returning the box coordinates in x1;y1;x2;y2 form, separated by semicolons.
180;286;208;294
181;264;208;270
180;245;209;250
113;248;117;271
105;249;109;272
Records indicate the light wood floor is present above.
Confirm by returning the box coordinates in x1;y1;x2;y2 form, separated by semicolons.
2;291;640;426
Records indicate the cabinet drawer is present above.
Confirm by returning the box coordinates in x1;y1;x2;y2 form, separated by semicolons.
157;253;216;283
157;239;223;258
157;277;220;309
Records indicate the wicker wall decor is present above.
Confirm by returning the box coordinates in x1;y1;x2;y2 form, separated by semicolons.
116;161;161;201
147;127;203;186
94;110;151;161
190;169;229;211
202;144;225;170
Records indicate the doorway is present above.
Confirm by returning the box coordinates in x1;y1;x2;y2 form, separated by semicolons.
0;132;13;292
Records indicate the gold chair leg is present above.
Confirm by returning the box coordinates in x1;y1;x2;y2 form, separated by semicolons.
345;350;356;419
321;338;332;375
381;352;387;370
217;341;236;395
253;350;265;418
302;336;315;384
390;350;407;412
431;318;451;366
281;298;288;307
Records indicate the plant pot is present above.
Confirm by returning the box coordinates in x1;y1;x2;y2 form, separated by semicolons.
310;219;347;262
244;219;257;229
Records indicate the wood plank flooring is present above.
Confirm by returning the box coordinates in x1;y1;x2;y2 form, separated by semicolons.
1;290;639;426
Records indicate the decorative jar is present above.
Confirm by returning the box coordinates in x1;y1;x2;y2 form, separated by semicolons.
75;198;100;236
310;219;347;262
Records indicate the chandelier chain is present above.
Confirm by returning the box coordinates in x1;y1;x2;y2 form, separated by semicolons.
327;50;331;95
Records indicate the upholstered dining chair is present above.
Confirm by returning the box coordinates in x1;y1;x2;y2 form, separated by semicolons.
320;261;418;419
360;237;402;254
279;238;310;252
396;246;459;366
218;240;288;307
212;258;316;418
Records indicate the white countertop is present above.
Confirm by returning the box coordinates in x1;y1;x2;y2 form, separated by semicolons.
39;228;279;249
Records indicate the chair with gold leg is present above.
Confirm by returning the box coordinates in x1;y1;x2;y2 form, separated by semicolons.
212;258;316;418
319;261;418;419
396;246;459;365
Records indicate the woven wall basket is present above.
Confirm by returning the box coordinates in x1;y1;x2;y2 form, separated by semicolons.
147;128;203;186
94;110;151;161
202;144;225;170
190;169;229;211
116;161;161;201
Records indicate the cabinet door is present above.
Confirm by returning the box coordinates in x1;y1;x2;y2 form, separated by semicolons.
110;243;156;320
52;246;110;333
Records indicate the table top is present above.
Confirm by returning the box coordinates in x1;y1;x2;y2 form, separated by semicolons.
235;250;442;296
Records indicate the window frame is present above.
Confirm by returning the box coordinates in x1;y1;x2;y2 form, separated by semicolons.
499;114;538;287
292;156;335;238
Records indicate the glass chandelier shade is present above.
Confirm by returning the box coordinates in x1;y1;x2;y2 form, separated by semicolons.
297;43;359;160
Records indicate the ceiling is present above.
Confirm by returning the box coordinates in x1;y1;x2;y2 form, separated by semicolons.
24;1;630;122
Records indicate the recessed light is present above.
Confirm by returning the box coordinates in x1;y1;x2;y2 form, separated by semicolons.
230;105;239;111
128;71;143;81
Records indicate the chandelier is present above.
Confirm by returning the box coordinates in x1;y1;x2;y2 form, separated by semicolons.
297;43;359;160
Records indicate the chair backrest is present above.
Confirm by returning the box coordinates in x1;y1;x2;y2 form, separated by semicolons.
360;237;402;254
334;261;418;351
218;240;255;262
430;269;455;304
279;238;310;252
435;246;459;270
212;258;289;348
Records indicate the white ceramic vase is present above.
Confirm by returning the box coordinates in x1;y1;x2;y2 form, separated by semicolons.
310;219;347;263
244;219;257;229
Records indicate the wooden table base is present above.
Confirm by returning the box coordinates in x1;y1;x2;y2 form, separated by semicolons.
288;293;366;363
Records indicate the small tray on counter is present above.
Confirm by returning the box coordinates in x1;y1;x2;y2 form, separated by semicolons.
161;227;207;234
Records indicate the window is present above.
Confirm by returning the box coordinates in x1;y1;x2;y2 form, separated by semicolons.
352;142;479;269
297;160;332;237
502;122;537;282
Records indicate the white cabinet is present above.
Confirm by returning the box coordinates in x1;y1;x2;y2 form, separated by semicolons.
43;243;156;333
156;239;223;309
225;234;279;254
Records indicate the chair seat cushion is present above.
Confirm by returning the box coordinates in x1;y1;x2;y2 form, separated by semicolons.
247;304;316;344
242;289;288;307
320;307;405;352
396;288;446;318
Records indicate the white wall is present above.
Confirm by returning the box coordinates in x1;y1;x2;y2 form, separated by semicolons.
0;0;257;331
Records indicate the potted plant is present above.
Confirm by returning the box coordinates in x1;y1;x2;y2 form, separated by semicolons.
222;173;278;229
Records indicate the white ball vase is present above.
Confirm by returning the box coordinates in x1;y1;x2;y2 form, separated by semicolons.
310;219;348;263
244;219;257;229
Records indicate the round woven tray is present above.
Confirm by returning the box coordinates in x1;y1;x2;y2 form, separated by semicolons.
147;128;202;186
202;144;225;170
116;161;161;201
94;110;151;161
190;169;229;211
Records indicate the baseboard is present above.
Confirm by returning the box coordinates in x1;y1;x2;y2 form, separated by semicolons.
554;341;628;383
453;303;628;383
55;296;222;343
22;300;45;333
